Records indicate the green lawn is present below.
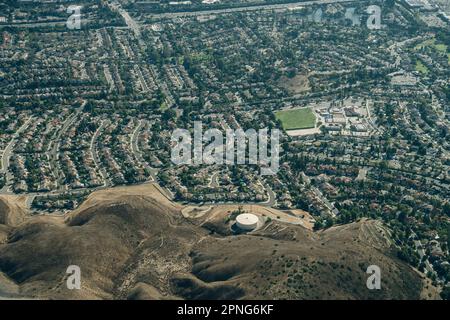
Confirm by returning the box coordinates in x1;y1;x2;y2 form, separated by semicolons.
275;108;316;130
414;38;447;53
435;43;447;53
414;38;436;51
415;60;429;74
158;101;168;111
414;37;449;65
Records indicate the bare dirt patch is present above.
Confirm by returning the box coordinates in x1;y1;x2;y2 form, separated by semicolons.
279;74;310;94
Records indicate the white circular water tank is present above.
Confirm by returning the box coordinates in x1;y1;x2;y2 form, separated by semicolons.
236;213;259;231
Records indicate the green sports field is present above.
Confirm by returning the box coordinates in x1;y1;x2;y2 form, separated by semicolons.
275;108;316;130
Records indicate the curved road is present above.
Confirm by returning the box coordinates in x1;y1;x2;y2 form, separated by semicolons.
0;118;34;193
91;119;111;187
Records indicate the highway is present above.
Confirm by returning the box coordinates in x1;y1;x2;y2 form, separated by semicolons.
144;0;357;19
119;8;141;37
0;20;67;29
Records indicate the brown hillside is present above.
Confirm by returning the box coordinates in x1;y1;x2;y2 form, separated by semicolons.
0;183;434;300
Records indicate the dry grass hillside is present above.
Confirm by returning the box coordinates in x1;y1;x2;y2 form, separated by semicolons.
0;196;27;228
0;183;436;300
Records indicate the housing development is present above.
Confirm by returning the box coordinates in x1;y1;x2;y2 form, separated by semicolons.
0;0;449;301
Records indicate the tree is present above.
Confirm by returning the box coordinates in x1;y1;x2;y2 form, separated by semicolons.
324;219;334;229
313;220;323;231
440;286;450;300
443;202;450;217
162;109;176;122
83;100;94;113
